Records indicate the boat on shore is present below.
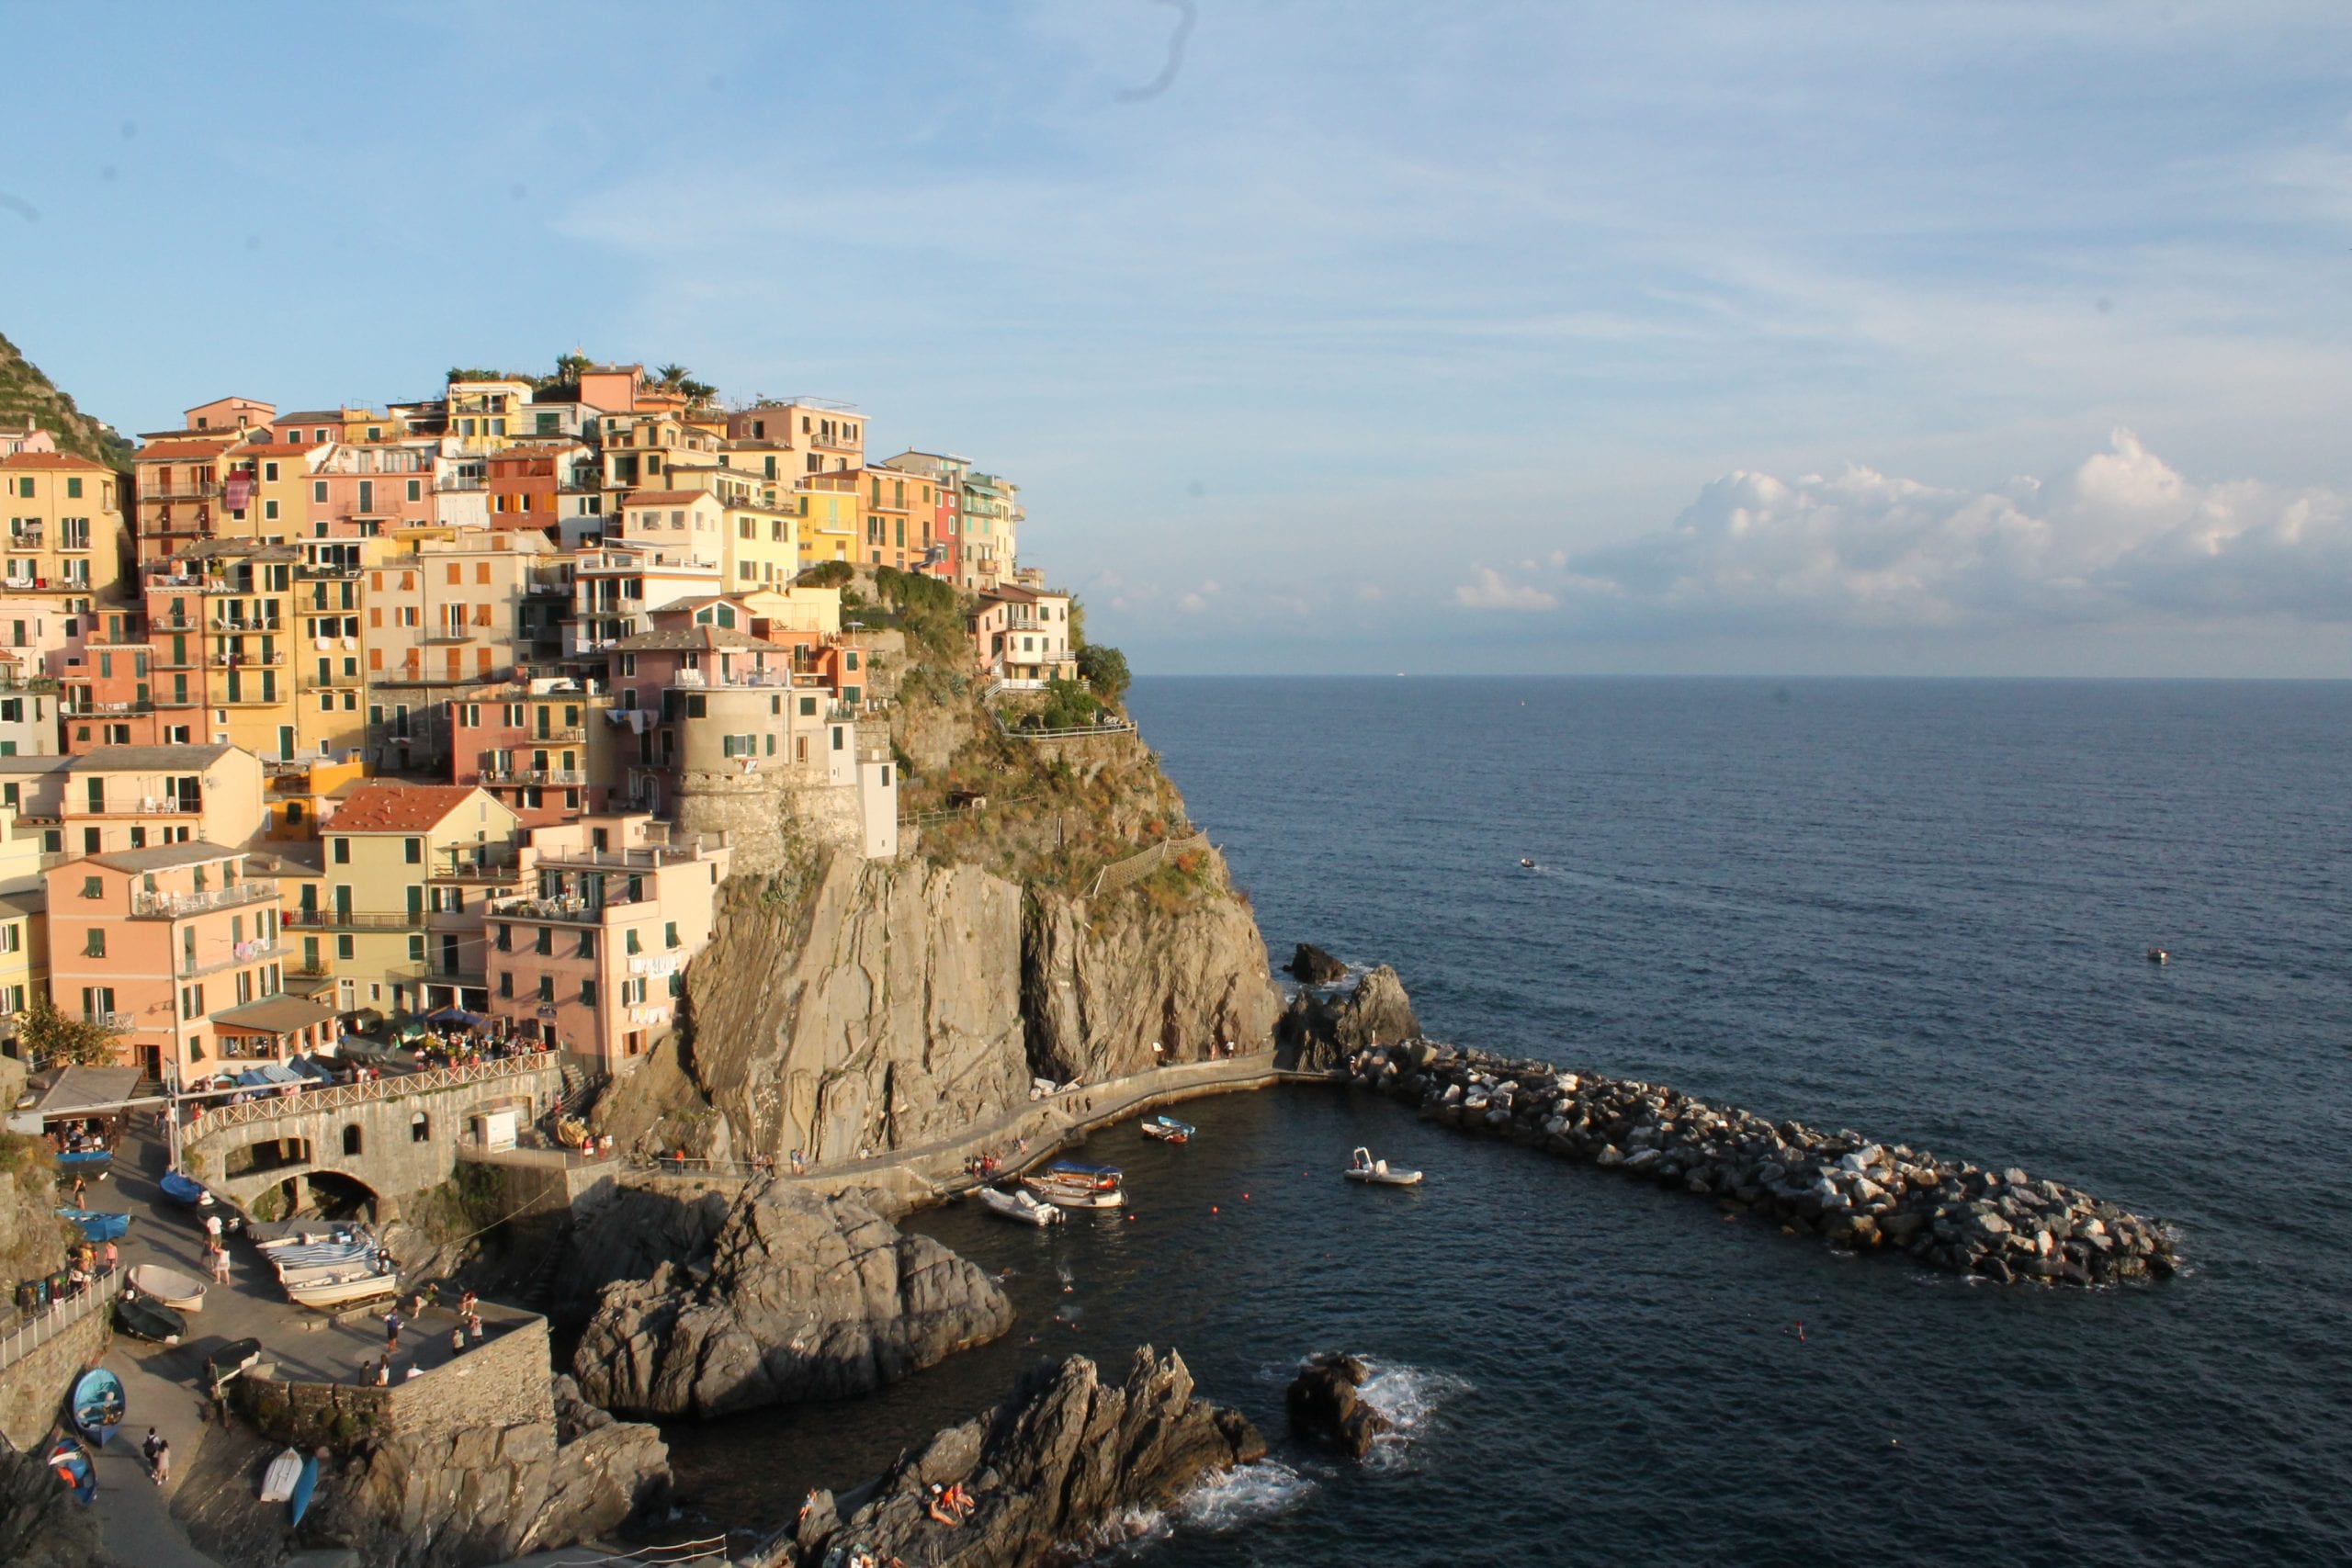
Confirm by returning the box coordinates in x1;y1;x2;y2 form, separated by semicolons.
278;1260;398;1310
1140;1114;1193;1145
205;1338;262;1396
259;1445;304;1503
127;1264;206;1312
57;1209;130;1242
47;1438;95;1503
70;1368;123;1446
158;1170;212;1208
115;1294;186;1344
1022;1160;1126;1210
1344;1146;1423;1186
977;1184;1066;1226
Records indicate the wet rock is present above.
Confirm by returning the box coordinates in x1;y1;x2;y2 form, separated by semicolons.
1285;1353;1393;1458
1279;964;1421;1071
797;1348;1265;1568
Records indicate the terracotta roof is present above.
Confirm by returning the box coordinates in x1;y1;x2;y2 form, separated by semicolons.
0;451;110;471
137;438;237;461
327;783;484;833
621;490;713;507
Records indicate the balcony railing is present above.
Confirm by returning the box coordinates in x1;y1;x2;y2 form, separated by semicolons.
283;908;424;931
536;842;713;871
80;796;200;817
429;849;522;882
137;483;222;502
296;562;362;580
84;1010;134;1030
63;699;157;716
479;765;585;785
129;882;276;919
487;893;625;924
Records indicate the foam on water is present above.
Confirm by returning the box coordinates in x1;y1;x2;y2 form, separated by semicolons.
1352;1360;1470;1473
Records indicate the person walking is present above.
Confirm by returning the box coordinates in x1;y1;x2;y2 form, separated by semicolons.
209;1245;231;1283
151;1436;170;1486
140;1427;163;1483
101;1240;117;1277
69;1173;86;1206
383;1308;402;1354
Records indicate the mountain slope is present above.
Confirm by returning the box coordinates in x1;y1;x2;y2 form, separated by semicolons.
0;332;130;468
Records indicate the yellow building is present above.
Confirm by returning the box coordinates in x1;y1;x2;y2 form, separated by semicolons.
292;541;368;765
0;803;49;1041
444;378;536;454
0;451;129;609
221;437;328;544
283;782;522;1018
793;484;859;566
143;541;307;760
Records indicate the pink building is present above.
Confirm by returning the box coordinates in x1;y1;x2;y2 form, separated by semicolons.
483;814;730;1073
46;840;330;1082
447;679;618;818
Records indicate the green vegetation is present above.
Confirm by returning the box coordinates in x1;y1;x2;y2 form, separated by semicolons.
1037;678;1100;731
1075;644;1131;707
798;559;855;589
14;996;124;1071
0;331;130;468
404;1161;506;1247
871;565;968;661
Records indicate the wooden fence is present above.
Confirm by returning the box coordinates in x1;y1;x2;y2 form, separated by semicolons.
1087;830;1211;898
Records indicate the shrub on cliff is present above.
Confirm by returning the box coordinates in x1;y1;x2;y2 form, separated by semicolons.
1077;643;1130;706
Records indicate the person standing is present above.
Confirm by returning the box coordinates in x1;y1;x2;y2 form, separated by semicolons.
383;1309;402;1354
150;1436;170;1486
101;1240;117;1277
140;1427;162;1483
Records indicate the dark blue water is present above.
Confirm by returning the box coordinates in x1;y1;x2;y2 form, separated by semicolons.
672;678;2352;1565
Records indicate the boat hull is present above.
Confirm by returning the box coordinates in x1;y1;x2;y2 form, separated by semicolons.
57;1210;130;1242
978;1188;1065;1225
283;1269;399;1310
157;1171;210;1207
70;1369;123;1447
1023;1180;1126;1210
259;1446;303;1504
127;1265;206;1312
116;1297;187;1344
1343;1168;1423;1186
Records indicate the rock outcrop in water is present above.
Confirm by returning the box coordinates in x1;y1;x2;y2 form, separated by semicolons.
1345;1041;2177;1286
1276;964;1419;1072
1285;942;1348;984
1285;1353;1391;1458
572;1182;1012;1418
779;1347;1265;1568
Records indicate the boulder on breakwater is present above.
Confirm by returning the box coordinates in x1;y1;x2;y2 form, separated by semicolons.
1343;1042;2177;1287
1285;1353;1391;1457
1276;964;1420;1072
572;1182;1012;1418
786;1346;1265;1568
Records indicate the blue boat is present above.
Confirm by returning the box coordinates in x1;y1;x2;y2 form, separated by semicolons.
57;1146;112;1172
70;1367;124;1446
289;1450;320;1523
46;1438;96;1504
1048;1160;1123;1179
57;1209;130;1241
158;1170;211;1207
1141;1114;1194;1144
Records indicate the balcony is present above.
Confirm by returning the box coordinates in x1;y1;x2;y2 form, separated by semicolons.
6;527;42;549
209;617;284;633
218;649;288;667
487;893;630;925
524;725;586;744
179;939;282;980
78;795;200;817
428;848;522;883
296;562;362;581
130;882;277;919
62;699;155;716
283;908;424;931
536;841;715;872
479;765;585;786
84;1010;135;1031
423;632;476;646
137;483;222;502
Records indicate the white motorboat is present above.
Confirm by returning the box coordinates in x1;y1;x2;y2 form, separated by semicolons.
977;1185;1066;1226
1344;1146;1423;1186
127;1264;207;1312
1022;1160;1126;1210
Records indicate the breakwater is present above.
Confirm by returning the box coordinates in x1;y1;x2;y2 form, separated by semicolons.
1345;1041;2177;1286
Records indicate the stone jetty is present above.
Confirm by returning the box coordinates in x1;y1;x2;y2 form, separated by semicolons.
1345;1042;2177;1286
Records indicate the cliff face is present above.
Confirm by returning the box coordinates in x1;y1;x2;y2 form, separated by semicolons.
678;856;1030;1165
1024;849;1282;1084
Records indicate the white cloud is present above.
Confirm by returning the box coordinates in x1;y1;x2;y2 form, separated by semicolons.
1454;566;1559;612
1564;429;2352;629
1176;592;1209;615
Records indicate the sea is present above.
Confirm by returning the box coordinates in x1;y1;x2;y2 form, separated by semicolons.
664;677;2352;1566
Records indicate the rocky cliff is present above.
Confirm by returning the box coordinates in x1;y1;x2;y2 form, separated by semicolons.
786;1347;1265;1568
571;1183;1012;1418
0;1435;106;1568
1275;963;1419;1072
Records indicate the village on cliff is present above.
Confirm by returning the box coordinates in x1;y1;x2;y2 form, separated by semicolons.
0;361;1112;1089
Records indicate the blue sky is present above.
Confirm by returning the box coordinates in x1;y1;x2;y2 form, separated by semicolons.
4;2;2350;675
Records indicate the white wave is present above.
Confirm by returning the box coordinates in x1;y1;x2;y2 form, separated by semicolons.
1176;1460;1317;1531
1354;1359;1472;1472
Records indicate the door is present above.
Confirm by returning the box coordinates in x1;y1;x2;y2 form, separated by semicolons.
277;725;294;761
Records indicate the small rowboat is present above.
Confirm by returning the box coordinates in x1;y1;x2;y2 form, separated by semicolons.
1344;1147;1423;1187
70;1367;124;1446
158;1170;212;1207
128;1264;207;1312
282;1266;399;1311
977;1185;1065;1226
57;1145;112;1173
57;1209;130;1242
259;1445;304;1503
289;1450;321;1523
205;1337;262;1394
1023;1160;1125;1210
116;1294;187;1344
1140;1114;1193;1145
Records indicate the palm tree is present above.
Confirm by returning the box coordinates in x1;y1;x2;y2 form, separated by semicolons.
655;364;692;390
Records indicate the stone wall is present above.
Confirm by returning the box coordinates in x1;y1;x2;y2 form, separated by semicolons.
0;1302;107;1450
238;1308;554;1451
